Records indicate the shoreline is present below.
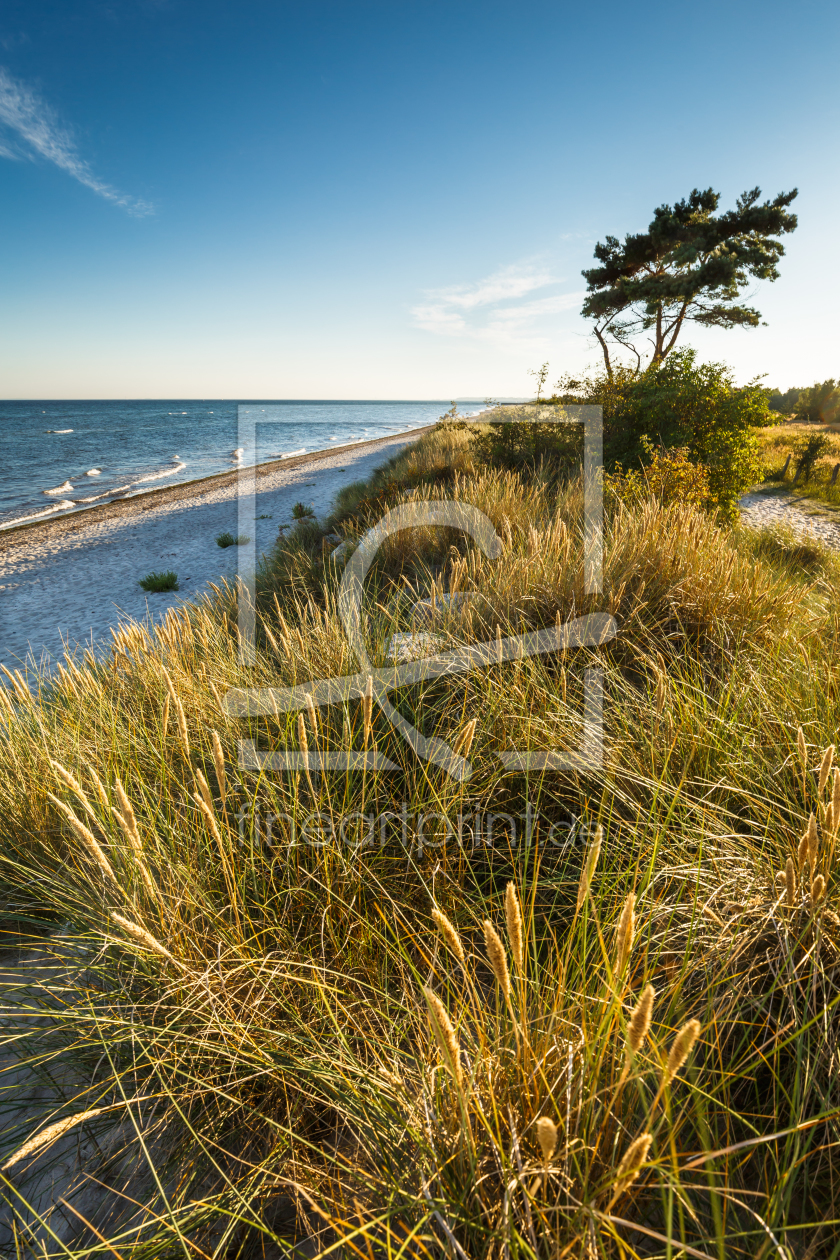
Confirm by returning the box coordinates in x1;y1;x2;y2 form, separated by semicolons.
0;426;435;672
0;425;434;550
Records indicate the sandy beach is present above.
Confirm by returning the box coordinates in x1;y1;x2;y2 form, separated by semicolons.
0;427;431;674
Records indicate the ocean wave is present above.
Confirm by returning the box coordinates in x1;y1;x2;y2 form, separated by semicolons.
280;448;307;458
77;485;132;503
1;500;75;530
132;461;187;485
45;429;73;433
86;468;102;476
44;481;74;496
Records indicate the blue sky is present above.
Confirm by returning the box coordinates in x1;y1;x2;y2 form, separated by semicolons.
0;0;837;399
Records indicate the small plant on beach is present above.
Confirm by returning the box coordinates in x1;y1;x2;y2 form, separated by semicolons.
138;570;179;592
215;532;251;547
291;501;315;520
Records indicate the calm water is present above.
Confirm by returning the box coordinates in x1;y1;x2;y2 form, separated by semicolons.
0;399;482;530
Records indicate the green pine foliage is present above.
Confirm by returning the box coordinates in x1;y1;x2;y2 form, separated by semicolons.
582;186;798;375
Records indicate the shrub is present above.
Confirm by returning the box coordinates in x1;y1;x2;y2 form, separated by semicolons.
469;405;582;474
555;349;765;518
792;432;832;483
291;502;316;520
138;570;179;592
605;438;711;509
215;532;251;548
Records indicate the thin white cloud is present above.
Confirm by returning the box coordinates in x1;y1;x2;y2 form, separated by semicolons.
0;67;153;216
433;264;554;311
412;264;583;350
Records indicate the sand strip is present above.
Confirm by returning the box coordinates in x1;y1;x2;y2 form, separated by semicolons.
0;427;431;673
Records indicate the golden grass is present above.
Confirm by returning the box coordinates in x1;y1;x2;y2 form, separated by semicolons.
0;426;839;1255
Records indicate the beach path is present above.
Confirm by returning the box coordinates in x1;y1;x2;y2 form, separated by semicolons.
0;429;427;674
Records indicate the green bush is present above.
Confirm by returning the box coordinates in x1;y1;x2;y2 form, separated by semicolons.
556;349;766;519
605;437;711;509
469;405;582;474
792;432;832;483
138;570;179;592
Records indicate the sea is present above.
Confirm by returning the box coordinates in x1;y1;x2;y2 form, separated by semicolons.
0;399;485;531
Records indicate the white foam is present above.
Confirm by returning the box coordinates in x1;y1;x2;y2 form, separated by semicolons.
281;448;306;458
44;481;74;496
1;500;75;530
86;468;102;476
232;448;244;456
45;429;73;434
133;461;186;486
78;485;131;503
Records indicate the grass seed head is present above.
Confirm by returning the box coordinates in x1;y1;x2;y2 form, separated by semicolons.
832;768;840;832
211;730;226;806
49;761;96;820
193;791;222;845
2;1109;107;1171
173;694;190;758
610;1133;653;1204
114;778;139;837
304;691;319;738
797;726;807;768
627;984;655;1057
505;881;524;972
46;791;117;887
664;1018;701;1085
536;1116;558;1166
432;906;466;965
798;828;810;870
195;768;214;816
615;892;636;976
423;987;463;1090
785;856;797;908
819;745;835;795
297;712;308;755
452;717;477;760
811;873;826;904
85;764;110;809
576;825;603;910
483;920;511;1000
161;693;170;742
111;912;175;962
807;812;819;868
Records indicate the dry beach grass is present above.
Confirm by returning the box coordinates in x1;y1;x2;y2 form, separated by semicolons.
1;425;840;1256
